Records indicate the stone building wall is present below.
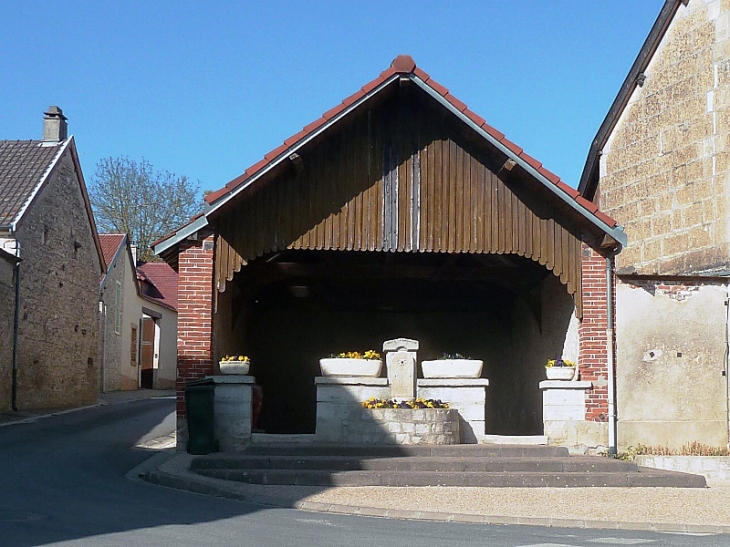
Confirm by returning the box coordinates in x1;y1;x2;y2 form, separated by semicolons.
14;150;101;410
99;250;126;392
615;278;728;449
0;255;16;412
599;0;730;276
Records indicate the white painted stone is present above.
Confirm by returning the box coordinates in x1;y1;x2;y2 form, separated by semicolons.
388;350;416;399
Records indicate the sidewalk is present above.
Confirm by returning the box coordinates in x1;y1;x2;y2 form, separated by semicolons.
142;448;730;535
0;389;175;427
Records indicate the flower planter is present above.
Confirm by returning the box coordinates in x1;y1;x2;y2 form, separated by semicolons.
219;360;250;375
545;366;576;381
319;358;383;377
421;359;483;379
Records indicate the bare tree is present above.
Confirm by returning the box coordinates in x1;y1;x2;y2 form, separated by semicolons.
89;156;200;262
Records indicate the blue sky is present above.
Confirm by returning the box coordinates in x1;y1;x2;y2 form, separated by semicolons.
2;1;664;195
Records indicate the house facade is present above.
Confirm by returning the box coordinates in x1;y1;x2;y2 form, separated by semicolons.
156;56;625;452
0;107;105;411
99;234;143;391
136;261;178;390
0;249;19;412
99;234;178;392
580;0;730;449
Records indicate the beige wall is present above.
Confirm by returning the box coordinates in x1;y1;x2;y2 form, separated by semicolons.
0;256;16;412
100;244;141;392
616;279;728;449
14;150;101;410
599;0;730;275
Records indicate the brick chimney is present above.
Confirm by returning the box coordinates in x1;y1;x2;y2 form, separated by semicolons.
43;106;68;142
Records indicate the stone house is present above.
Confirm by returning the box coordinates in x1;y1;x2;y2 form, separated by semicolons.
155;56;626;452
0;249;20;412
0;107;105;411
579;0;730;449
99;233;178;392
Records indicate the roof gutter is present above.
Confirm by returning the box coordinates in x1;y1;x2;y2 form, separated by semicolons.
413;77;627;247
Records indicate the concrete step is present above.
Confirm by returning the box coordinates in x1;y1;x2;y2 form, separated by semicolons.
194;467;707;488
189;443;707;488
191;454;639;473
237;443;571;458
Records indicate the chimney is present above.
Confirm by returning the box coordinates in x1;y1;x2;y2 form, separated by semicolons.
43;106;68;142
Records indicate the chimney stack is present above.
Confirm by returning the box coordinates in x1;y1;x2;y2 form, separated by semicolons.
43;106;68;142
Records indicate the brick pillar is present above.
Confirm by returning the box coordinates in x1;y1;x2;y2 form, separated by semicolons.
579;243;610;422
176;231;215;420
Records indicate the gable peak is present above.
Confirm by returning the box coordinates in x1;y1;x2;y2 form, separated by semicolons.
391;55;416;74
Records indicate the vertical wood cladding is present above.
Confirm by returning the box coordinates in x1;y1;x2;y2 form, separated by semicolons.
214;97;582;306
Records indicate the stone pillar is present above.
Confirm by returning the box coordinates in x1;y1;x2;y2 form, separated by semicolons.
417;379;489;443
383;338;418;399
540;379;607;454
210;375;256;451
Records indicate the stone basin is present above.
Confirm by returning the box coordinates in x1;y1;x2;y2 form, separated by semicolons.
421;359;483;379
319;358;383;377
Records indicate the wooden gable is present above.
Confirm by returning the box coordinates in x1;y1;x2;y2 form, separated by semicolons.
213;86;584;310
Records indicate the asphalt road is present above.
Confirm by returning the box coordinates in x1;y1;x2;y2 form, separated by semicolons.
0;396;728;547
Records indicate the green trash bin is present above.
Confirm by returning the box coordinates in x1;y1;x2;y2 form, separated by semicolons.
185;378;218;454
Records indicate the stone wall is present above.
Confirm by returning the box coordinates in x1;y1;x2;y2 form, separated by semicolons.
0;255;16;412
599;0;730;276
615;278;727;449
99;250;126;392
344;408;460;445
14;150;101;410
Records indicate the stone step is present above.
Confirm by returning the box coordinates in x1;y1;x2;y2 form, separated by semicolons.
191;454;639;473
194;467;707;488
236;443;571;458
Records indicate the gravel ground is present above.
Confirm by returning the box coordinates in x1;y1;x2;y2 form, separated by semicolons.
295;485;730;526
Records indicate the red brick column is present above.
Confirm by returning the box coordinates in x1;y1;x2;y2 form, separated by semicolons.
579;243;611;422
176;231;215;418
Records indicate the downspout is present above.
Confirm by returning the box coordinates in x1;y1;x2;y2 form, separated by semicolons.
11;239;21;411
606;249;619;455
725;281;730;450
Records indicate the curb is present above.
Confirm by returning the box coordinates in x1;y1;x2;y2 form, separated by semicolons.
140;453;730;535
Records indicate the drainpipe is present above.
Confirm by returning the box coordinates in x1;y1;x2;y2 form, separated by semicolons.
10;239;21;411
606;250;618;455
725;282;730;450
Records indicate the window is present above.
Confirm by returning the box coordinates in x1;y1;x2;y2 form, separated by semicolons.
114;281;122;335
130;325;138;367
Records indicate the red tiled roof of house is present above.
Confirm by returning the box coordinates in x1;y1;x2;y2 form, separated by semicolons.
203;55;619;231
137;261;178;311
98;233;126;266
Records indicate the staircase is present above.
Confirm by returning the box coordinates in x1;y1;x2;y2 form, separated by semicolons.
189;443;707;488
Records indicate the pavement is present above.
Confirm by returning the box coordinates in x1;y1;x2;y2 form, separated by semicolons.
6;390;730;535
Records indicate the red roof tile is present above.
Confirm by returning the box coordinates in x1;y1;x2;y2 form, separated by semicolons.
392;55;416;73
98;234;125;266
137;262;178;311
519;152;543;171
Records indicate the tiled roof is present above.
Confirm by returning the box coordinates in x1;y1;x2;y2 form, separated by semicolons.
98;234;126;266
137;262;178;311
203;55;620;232
0;140;65;227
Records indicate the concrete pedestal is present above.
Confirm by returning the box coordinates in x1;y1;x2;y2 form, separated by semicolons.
417;378;489;443
540;380;606;453
209;375;257;451
314;376;390;442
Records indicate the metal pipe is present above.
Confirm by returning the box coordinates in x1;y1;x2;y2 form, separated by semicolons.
606;251;618;455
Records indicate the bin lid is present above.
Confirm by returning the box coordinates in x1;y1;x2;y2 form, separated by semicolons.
184;378;216;389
